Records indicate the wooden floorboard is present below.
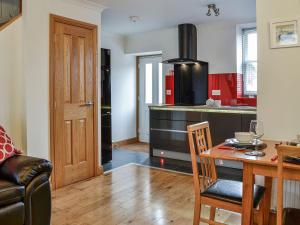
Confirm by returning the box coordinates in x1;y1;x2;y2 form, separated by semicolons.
116;142;149;153
51;164;241;225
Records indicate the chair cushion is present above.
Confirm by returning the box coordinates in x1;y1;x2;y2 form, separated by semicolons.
201;179;265;208
0;180;25;207
0;202;25;225
283;208;300;225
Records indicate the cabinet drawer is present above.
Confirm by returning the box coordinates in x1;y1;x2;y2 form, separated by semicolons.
150;110;172;120
150;129;189;153
150;109;203;121
151;119;187;130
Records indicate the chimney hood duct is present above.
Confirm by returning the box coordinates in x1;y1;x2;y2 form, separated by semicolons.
163;24;200;64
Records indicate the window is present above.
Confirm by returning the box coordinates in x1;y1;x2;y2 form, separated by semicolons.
145;63;153;104
158;63;163;104
242;28;257;95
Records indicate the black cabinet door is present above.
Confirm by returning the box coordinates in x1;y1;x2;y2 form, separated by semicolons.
202;112;242;146
149;110;257;154
150;119;188;153
241;114;257;131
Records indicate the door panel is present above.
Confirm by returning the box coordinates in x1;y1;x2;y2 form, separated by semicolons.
139;56;162;143
52;20;96;189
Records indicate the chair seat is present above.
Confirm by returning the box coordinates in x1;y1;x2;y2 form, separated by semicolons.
201;179;265;208
283;208;300;225
0;180;24;207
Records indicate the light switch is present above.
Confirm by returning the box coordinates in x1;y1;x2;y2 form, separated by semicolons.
166;90;172;96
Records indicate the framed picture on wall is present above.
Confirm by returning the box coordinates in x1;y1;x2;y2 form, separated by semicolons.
0;0;22;30
270;19;300;48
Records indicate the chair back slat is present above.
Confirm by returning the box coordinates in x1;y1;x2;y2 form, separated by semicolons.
276;145;300;225
187;122;217;194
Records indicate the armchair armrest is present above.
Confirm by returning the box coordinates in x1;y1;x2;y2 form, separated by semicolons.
0;155;52;186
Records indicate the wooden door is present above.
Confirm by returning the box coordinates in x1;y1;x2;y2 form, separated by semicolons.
50;15;98;189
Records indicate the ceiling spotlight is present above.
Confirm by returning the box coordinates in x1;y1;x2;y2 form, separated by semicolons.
129;16;141;23
207;4;220;17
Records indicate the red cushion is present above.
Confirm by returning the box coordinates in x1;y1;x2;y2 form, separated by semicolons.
0;126;20;164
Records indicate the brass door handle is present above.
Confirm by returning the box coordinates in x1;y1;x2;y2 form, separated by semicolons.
81;101;94;107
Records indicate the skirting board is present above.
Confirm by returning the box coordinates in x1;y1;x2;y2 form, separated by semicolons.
112;137;138;148
96;165;104;176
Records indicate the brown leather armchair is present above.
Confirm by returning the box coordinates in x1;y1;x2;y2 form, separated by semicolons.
0;155;52;225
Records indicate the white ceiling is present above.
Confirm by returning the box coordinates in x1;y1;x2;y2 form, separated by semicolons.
96;0;256;35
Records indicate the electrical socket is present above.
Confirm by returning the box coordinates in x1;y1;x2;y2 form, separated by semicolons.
212;90;221;96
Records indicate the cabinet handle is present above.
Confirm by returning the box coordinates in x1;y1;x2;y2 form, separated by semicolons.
150;128;188;134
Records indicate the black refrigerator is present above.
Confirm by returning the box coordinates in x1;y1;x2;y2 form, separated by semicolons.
101;48;112;164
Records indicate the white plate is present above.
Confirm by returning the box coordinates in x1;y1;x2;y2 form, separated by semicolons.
225;138;263;146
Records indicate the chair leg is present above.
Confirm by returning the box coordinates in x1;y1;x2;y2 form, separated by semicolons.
193;198;201;225
257;205;264;225
210;207;216;222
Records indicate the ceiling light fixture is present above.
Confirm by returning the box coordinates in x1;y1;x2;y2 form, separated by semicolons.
129;16;141;23
206;4;220;17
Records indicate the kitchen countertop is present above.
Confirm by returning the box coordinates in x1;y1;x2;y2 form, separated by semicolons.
148;104;257;114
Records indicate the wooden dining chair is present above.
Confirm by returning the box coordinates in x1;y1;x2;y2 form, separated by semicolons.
187;122;266;225
276;145;300;225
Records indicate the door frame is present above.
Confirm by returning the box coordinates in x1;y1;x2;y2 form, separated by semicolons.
136;54;162;142
49;14;100;189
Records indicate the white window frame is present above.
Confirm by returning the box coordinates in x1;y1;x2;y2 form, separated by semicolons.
242;27;257;96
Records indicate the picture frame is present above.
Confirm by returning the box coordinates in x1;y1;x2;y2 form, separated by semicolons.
270;18;300;48
0;0;22;30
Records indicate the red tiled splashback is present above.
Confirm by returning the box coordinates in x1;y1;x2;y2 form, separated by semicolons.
165;73;257;106
208;73;257;106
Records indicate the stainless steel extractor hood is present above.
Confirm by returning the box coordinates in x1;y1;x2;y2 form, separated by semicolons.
163;24;200;65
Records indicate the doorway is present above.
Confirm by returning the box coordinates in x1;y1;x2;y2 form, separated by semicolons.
102;55;163;172
138;55;163;143
49;15;99;189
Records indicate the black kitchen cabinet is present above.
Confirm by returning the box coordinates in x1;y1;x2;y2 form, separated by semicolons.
242;114;257;131
150;119;188;154
202;112;242;146
150;109;257;155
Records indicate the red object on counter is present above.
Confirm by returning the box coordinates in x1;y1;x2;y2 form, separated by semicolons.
165;74;174;104
218;146;236;150
271;155;278;161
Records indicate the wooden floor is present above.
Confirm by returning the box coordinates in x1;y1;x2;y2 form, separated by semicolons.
116;142;149;153
52;165;240;225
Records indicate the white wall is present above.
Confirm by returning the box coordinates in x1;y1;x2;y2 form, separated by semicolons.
22;0;104;160
125;28;178;61
101;32;137;142
125;21;254;74
257;0;300;140
0;18;26;151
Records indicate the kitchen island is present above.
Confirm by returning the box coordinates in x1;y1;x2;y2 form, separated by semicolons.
149;105;256;168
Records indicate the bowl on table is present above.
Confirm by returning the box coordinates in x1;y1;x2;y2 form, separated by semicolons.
235;132;254;144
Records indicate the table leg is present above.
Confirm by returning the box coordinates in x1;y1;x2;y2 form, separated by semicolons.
262;177;273;225
242;163;254;225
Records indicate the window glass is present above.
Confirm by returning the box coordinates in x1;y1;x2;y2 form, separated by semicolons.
158;63;163;104
145;63;153;104
242;28;257;95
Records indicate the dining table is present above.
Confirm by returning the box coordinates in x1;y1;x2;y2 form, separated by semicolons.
200;140;300;225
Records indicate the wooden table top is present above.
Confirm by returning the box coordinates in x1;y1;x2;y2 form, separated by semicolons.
200;140;291;167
